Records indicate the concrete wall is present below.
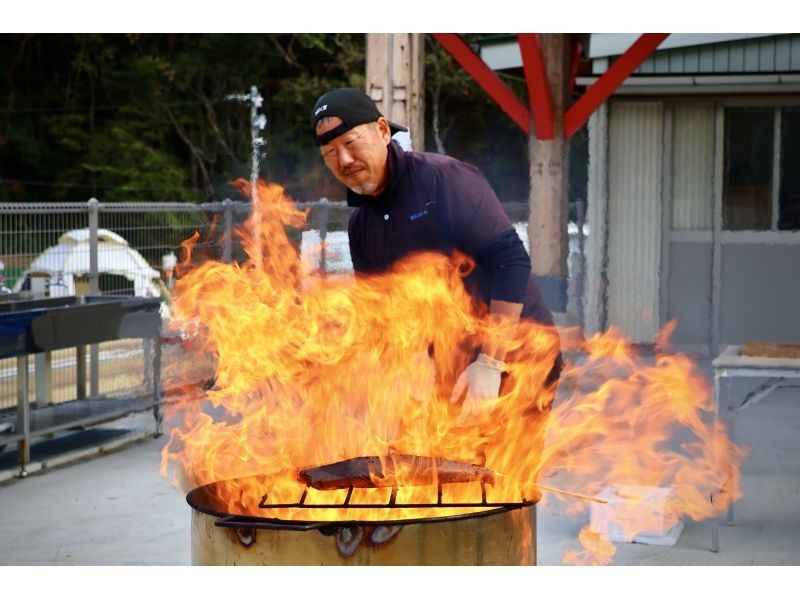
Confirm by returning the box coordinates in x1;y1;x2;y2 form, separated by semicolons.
720;243;800;344
668;241;713;347
668;238;800;349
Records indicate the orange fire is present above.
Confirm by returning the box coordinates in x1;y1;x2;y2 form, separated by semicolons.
160;180;745;564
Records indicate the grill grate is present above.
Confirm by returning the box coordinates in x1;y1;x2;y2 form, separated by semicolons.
258;480;536;510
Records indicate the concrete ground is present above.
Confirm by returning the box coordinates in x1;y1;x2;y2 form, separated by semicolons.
0;369;798;566
0;413;190;565
538;385;800;565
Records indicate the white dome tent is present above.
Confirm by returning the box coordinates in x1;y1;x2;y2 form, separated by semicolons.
13;228;163;298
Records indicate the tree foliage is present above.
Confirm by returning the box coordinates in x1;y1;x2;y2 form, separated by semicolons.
0;34;365;203
424;34;532;204
1;34;585;207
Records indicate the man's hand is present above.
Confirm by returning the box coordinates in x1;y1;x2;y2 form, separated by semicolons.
449;353;506;423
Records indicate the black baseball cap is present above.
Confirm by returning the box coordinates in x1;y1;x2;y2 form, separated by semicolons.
311;87;408;146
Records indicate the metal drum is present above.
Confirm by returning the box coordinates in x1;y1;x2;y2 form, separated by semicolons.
187;468;539;566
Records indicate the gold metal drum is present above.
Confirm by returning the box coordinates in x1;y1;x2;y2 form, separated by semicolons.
187;477;537;566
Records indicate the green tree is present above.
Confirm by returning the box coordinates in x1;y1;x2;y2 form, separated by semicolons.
0;34;365;204
0;33;585;210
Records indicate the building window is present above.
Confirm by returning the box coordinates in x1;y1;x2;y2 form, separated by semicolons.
779;107;800;230
722;106;800;232
723;107;773;231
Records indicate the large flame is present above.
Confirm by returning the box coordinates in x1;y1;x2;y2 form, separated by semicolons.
161;180;745;564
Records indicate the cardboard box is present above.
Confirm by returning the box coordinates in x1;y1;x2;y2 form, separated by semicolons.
590;484;684;546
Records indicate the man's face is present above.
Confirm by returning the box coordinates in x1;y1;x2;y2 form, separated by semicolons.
317;116;391;196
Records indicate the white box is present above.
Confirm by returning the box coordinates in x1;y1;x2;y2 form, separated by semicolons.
590;484;684;546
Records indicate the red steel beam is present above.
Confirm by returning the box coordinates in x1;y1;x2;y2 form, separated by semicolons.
517;33;554;140
432;33;531;135
563;33;669;139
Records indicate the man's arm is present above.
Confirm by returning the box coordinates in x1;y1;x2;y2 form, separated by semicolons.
484;299;523;361
474;228;531;360
432;164;534;410
434;163;529;298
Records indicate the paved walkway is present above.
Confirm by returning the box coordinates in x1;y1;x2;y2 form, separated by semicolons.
0;432;190;565
0;378;798;565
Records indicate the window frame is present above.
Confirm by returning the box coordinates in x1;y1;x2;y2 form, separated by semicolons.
721;97;800;233
664;96;800;235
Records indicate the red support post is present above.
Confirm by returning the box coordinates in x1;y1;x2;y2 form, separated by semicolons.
563;33;669;139
432;33;531;135
517;33;554;140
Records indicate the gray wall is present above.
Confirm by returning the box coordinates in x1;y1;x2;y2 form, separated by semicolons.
668;241;713;347
720;243;800;344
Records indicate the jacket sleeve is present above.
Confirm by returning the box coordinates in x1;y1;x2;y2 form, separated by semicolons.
475;229;531;304
433;164;530;304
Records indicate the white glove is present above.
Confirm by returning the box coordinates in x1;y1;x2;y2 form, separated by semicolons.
449;353;506;423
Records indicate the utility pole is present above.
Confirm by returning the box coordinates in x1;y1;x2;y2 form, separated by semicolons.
226;86;267;267
366;34;425;149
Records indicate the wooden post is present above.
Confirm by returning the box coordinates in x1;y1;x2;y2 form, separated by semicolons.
528;34;571;317
366;34;425;150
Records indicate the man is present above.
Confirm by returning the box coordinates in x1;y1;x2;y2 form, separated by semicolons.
311;87;560;421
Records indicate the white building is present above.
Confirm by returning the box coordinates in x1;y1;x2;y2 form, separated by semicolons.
480;33;800;353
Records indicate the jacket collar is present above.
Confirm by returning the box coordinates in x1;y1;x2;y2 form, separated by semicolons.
346;140;408;208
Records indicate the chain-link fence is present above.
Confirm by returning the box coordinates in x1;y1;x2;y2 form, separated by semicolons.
0;196;586;412
0;199;252;411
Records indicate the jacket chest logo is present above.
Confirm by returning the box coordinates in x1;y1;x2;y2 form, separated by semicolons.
408;209;430;222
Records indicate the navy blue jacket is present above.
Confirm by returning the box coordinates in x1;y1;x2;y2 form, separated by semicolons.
346;141;554;327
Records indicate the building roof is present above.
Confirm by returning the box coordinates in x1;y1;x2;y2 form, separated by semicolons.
586;33;779;59
476;33;800;94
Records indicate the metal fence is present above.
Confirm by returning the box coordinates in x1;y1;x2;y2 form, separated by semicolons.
0;199;253;410
1;197;585;411
0;195;586;477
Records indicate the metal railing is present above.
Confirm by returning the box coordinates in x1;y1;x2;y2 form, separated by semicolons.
1;197;587;411
0;199;252;410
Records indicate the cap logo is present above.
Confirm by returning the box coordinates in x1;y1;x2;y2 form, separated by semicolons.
314;104;328;117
